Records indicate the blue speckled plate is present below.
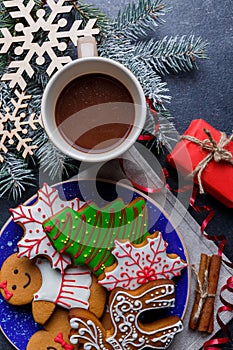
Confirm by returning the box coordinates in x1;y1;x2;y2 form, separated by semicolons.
0;179;190;350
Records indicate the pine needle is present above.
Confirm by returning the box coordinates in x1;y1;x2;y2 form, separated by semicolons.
0;153;36;200
33;129;79;180
135;35;209;74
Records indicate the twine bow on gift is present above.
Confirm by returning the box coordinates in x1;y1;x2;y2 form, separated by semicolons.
181;128;233;193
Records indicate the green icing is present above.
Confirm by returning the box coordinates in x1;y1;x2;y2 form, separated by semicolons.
43;198;149;276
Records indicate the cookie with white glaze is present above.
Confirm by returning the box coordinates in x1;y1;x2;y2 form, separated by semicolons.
69;279;183;350
0;253;106;325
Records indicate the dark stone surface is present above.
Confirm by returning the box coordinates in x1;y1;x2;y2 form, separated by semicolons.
1;0;233;349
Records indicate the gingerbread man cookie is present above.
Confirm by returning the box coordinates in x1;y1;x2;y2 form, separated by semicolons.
69;279;183;349
0;253;106;324
27;308;77;350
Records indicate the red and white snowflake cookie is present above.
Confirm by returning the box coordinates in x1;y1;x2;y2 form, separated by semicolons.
10;183;86;273
99;231;187;290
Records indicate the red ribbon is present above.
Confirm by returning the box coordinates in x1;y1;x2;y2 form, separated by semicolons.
137;98;159;141
0;280;13;301
163;167;193;193
163;169;233;348
203;276;233;349
119;158;166;194
124;105;233;349
54;332;74;350
189;186;232;264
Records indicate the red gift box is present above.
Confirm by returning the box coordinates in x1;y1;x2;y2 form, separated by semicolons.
167;119;233;208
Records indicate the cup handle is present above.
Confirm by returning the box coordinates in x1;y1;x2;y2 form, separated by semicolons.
77;36;98;58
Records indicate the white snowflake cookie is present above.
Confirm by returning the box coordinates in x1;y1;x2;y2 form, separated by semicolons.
99;231;187;290
10;183;85;273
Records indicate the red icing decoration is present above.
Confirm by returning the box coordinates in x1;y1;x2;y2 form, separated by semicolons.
54;332;74;350
136;266;157;284
100;232;187;290
45;225;52;233
11;183;83;274
0;280;13;300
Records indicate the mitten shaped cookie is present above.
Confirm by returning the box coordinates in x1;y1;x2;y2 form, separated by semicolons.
0;253;106;324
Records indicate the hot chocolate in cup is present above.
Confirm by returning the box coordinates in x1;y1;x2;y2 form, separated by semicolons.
41;36;146;163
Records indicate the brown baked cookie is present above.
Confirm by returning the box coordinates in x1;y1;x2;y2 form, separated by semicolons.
69;279;183;349
0;253;106;324
0;253;42;305
27;308;78;350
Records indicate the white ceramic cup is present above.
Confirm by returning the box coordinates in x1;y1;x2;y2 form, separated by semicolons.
41;37;146;162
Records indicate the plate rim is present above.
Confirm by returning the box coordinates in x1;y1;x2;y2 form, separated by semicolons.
0;178;191;350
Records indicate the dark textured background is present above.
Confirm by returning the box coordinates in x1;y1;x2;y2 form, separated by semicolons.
1;0;233;349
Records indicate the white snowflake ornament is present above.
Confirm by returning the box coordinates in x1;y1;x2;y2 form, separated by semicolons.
0;0;99;90
99;231;187;290
10;183;86;273
0;89;42;162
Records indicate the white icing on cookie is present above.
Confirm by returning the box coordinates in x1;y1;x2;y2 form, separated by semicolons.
34;258;92;309
70;281;183;349
99;232;187;291
10;183;85;273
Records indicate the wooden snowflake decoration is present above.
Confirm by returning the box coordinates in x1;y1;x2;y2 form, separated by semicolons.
0;89;42;162
99;231;188;290
0;0;99;90
10;183;86;273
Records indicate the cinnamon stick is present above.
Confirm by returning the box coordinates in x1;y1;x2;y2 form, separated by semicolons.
189;254;211;330
207;312;214;334
198;254;222;333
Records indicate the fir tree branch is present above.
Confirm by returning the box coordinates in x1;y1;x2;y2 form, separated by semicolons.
135;35;209;74
0;153;36;199
71;0;110;32
0;0;208;199
0;2;14;31
111;0;169;41
100;38;171;105
130;58;171;105
33;129;79;180
155;109;179;151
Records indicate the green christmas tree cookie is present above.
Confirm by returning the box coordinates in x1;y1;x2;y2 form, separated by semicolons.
43;198;149;276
